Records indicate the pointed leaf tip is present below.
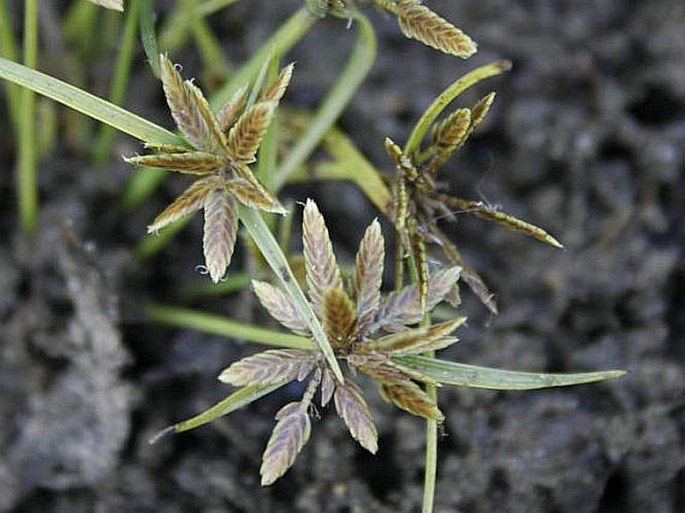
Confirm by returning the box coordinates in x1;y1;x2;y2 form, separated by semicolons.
149;426;175;445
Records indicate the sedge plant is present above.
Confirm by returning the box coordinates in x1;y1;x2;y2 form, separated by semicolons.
0;1;626;511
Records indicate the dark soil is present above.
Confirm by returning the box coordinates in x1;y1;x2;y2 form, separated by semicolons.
1;1;683;512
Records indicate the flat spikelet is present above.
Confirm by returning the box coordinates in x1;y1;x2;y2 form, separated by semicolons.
470;92;496;129
219;349;315;386
262;63;295;103
367;318;464;356
217;85;248;133
378;266;462;329
334;380;378;453
395;0;476;58
431;108;472;151
322;287;356;346
379;381;444;421
159;55;226;154
352;219;385;333
147;178;212;233
252;280;310;335
202;189;238;283
226;101;277;164
302;199;344;316
260;403;311;486
125;152;225;175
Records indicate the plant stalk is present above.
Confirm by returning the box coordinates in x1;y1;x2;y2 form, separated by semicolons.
18;0;38;234
93;0;140;164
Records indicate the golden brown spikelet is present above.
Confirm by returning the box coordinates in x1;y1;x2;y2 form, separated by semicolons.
470;92;496;130
379;381;444;421
395;0;477;58
431;108;472;150
226;100;277;164
217;85;248;133
159;55;226;154
124;152;225;175
322;287;356;346
147;178;213;233
262;63;295;103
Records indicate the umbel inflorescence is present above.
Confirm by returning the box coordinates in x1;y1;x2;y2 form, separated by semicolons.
221;200;464;485
126;54;292;283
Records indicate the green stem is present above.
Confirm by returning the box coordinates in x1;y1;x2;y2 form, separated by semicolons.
93;0;140;164
0;0;20;132
404;60;511;156
18;0;38;234
273;12;377;190
138;0;160;77
147;304;314;349
423;381;438;513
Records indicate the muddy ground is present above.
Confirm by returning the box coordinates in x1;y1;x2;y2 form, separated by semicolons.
0;1;683;512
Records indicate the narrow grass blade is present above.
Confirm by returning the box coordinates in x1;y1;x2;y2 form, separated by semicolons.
0;56;182;146
147;304;314;350
393;356;626;390
0;0;20;131
181;272;251;298
18;0;39;234
93;0;140;164
273;12;377;190
239;205;344;382
138;0;160;77
151;381;289;442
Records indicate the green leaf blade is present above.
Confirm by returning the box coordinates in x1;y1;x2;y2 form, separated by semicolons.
151;381;289;442
0;56;182;146
393;355;626;390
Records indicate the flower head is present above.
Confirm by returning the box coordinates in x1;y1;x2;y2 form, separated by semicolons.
220;199;463;484
126;55;292;282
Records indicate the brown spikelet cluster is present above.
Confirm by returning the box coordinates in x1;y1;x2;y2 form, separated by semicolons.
388;78;563;314
125;55;293;283
218;199;464;485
